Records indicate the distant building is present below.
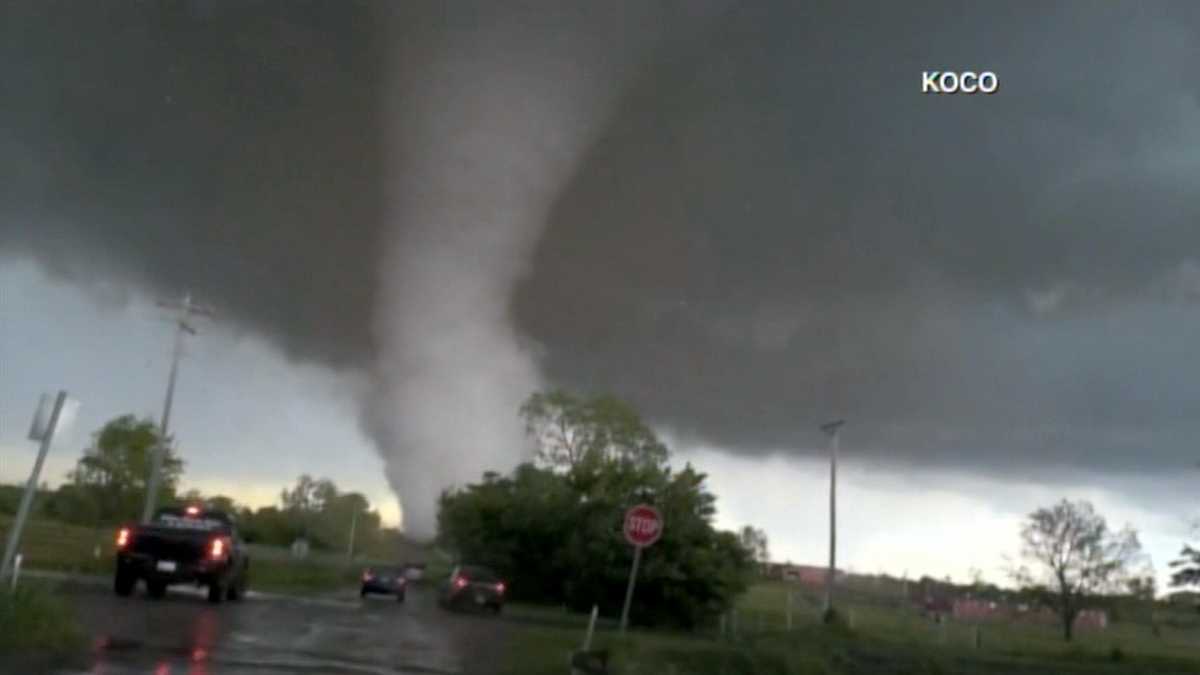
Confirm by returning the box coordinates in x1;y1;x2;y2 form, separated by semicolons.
952;599;1002;621
1074;609;1108;631
957;601;1107;631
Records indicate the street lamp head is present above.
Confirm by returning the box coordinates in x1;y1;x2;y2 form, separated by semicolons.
820;420;846;435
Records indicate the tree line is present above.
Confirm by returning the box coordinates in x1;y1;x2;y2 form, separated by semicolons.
0;414;395;555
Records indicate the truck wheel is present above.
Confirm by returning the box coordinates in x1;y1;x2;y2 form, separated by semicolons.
146;580;167;599
227;576;245;602
396;591;406;603
114;571;136;597
207;581;225;604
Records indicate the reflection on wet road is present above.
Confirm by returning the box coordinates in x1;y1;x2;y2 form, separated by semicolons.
53;582;509;675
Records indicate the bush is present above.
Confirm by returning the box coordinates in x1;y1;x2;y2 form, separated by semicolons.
0;485;24;516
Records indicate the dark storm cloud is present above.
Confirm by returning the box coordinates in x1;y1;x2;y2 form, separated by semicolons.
4;1;1200;480
515;1;1200;474
1;0;386;367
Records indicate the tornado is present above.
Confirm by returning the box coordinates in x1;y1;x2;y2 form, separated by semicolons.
359;4;722;538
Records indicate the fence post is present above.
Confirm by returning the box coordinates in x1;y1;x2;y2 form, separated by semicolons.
719;613;726;639
974;625;982;649
786;592;793;631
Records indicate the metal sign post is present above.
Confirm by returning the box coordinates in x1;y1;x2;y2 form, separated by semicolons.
1;391;69;581
618;504;663;634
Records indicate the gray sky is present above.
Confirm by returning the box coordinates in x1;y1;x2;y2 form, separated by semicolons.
2;1;1199;588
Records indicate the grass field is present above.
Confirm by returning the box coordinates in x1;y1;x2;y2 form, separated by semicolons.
496;580;1200;674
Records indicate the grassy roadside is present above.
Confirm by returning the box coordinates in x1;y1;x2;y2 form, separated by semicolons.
249;557;362;594
0;581;85;667
501;616;1200;675
498;581;1200;675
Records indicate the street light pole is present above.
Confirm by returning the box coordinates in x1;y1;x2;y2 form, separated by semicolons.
141;292;212;523
820;419;845;621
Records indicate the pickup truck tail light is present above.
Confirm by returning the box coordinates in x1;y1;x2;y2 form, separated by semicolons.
209;536;229;560
116;527;131;549
495;582;506;594
453;576;469;589
363;569;374;582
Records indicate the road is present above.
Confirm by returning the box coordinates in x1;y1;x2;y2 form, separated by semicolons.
27;579;514;675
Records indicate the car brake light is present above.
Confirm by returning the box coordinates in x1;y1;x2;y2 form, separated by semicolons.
185;505;201;516
454;576;469;589
496;582;505;594
363;569;374;582
116;527;131;549
209;537;226;559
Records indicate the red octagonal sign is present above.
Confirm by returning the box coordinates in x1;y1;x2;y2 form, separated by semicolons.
623;504;663;548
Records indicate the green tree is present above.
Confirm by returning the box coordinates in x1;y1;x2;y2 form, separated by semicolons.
315;491;380;555
65;415;184;524
240;506;298;546
1171;546;1200;588
739;526;770;571
1011;499;1143;642
280;474;339;544
520;390;669;470
441;390;753;628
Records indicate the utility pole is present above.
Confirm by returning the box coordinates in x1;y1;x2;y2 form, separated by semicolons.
347;509;359;560
820;419;845;621
141;292;213;523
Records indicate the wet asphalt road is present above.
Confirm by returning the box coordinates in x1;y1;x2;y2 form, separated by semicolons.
39;581;511;675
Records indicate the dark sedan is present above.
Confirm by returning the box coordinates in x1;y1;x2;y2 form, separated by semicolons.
361;566;407;602
438;565;505;613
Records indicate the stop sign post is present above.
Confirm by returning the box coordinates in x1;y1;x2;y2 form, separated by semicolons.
619;504;663;633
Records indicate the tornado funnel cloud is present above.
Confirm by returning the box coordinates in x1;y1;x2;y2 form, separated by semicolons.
361;5;718;538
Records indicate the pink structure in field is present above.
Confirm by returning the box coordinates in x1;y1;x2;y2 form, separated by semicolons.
952;599;1107;631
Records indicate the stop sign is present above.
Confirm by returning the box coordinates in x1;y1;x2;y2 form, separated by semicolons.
623;504;663;548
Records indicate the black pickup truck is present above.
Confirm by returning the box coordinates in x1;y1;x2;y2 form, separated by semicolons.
114;505;250;603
